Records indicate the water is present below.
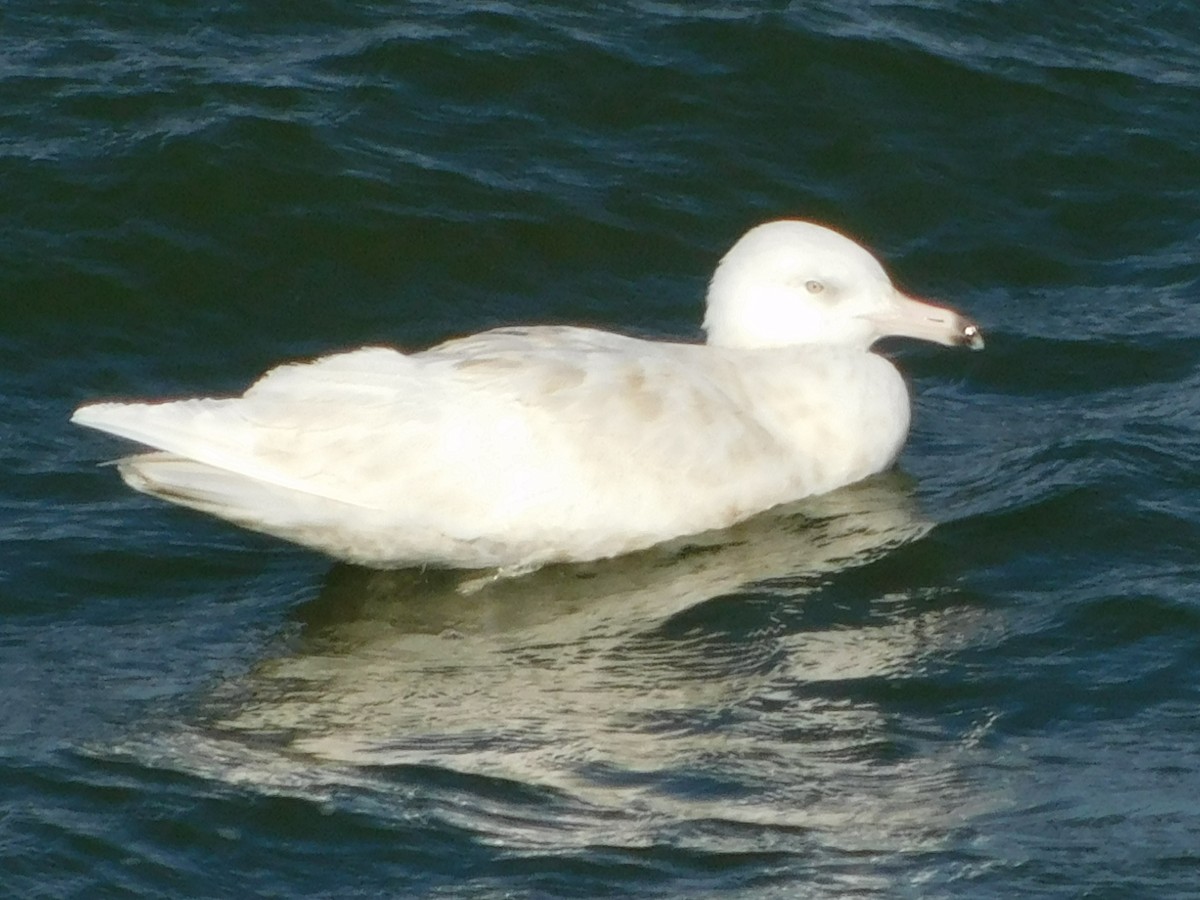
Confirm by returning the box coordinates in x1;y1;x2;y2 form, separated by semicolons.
4;2;1200;896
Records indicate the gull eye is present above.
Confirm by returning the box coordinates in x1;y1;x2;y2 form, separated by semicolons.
805;279;825;294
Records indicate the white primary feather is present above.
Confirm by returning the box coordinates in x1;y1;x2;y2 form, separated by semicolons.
72;220;982;569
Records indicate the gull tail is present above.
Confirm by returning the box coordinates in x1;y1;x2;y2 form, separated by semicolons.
116;451;282;521
72;401;377;561
72;399;243;463
110;451;370;563
72;400;360;506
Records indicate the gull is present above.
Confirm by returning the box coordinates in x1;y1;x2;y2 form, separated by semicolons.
72;220;983;570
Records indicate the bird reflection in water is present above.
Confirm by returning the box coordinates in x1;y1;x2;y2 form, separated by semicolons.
198;471;992;844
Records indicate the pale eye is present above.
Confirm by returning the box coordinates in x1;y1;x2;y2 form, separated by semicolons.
805;279;825;295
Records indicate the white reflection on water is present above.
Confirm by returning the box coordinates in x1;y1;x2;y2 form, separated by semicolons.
152;475;1002;858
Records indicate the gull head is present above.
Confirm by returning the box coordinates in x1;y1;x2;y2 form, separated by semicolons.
703;220;984;352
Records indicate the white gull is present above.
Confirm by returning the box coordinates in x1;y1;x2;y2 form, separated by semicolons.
72;220;983;570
